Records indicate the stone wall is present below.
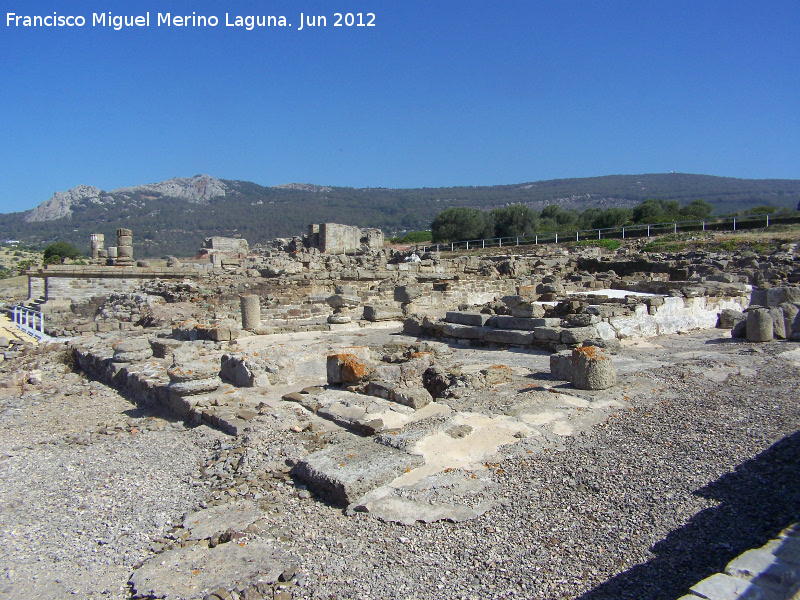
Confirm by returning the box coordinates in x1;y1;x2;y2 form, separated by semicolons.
201;237;249;256
28;265;202;306
307;223;385;254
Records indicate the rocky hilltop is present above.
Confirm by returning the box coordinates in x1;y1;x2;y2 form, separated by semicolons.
24;174;227;222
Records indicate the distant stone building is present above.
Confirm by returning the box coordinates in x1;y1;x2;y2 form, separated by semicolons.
199;237;249;267
306;223;384;254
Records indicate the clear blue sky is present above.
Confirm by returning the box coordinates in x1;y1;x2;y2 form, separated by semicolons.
1;0;798;213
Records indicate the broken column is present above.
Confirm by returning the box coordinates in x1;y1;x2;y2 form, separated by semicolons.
115;228;134;266
89;234;104;264
240;295;261;331
570;346;617;390
746;309;774;342
106;246;118;265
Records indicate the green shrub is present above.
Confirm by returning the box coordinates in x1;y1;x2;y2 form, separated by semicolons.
574;239;621;251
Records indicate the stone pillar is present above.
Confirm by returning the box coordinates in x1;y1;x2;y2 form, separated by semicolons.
746;309;774;342
89;234;104;264
570;346;617;390
115;228;134;266
240;295;261;331
106;246;117;265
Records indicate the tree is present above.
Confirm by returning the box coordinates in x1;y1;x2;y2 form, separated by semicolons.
43;242;82;265
680;199;713;219
430;207;495;243
491;205;538;238
632;199;665;223
591;208;633;229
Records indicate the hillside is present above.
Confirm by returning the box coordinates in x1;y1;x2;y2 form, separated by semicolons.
1;173;799;257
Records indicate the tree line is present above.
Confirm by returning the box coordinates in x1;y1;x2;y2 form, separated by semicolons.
430;199;719;243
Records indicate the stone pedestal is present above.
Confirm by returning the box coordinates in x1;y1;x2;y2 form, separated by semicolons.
90;234;104;264
746;309;774;342
570;346;617;390
115;228;134;266
240;295;261;331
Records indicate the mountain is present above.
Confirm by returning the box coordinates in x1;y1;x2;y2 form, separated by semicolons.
24;175;226;222
2;173;799;258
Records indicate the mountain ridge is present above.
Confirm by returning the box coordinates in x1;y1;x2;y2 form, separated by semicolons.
3;173;799;257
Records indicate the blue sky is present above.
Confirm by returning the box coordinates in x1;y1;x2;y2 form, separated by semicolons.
1;0;798;213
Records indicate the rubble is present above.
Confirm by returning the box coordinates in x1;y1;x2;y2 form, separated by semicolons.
4;225;800;599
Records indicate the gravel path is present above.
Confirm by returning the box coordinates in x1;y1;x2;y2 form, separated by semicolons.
259;338;800;600
1;336;799;600
0;346;226;599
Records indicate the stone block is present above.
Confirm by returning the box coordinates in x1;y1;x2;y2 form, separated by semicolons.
363;304;404;322
365;380;395;400
327;294;361;309
725;546;800;593
391;386;433;409
400;358;432;384
483;364;513;385
168;359;219;383
689;573;774;600
550;350;573;381
129;540;290;600
168;377;222;396
533;327;562;341
780;303;799;337
571;346;617;390
112;338;153;362
769;307;786;339
445;311;490;326
207;319;240;342
484;329;534;345
292;439;425;506
491;316;559;330
560;326;599;345
747;309;774;342
442;323;488;340
511;303;546;318
220;354;274;388
718;309;745;329
394;285;425;303
327;352;373;384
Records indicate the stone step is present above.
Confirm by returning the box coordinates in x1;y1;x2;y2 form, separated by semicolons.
291;436;425;506
487;316;561;330
283;388;417;435
444;311;491;326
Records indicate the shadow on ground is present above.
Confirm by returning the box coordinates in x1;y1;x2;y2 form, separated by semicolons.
579;430;800;600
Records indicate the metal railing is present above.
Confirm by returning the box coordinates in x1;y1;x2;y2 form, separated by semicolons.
11;305;50;340
411;211;800;254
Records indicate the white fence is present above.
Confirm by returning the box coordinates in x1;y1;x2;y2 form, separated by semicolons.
11;305;50;340
412;211;800;254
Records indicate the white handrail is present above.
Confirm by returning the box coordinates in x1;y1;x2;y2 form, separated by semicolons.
11;305;50;340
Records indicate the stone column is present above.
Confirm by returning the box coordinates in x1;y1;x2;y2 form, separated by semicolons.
240;295;261;331
106;246;118;265
89;234;104;264
115;228;134;266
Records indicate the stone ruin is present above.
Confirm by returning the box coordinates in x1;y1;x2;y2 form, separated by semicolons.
306;223;384;254
18;227;800;499
11;225;800;598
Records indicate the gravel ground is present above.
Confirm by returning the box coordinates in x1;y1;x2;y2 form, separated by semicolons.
254;338;800;600
0;345;227;599
1;336;799;600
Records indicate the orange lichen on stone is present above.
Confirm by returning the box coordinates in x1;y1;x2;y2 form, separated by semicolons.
574;345;603;359
340;353;371;381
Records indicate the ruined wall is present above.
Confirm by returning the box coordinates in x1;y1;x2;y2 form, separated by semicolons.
306;223;385;254
202;237;249;255
28;266;202;304
319;223;361;254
